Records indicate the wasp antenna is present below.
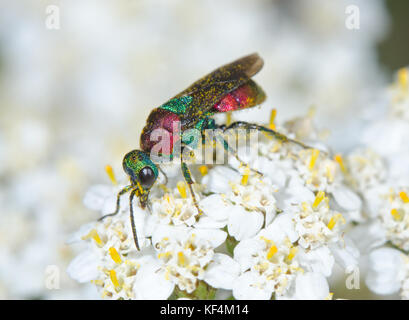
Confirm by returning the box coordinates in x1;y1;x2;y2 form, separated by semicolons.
158;166;168;185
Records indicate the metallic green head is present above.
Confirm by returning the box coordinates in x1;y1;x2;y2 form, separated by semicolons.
123;150;158;195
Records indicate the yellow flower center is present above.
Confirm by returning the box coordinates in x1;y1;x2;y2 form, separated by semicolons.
177;181;187;199
308;149;320;171
334;154;347;173
399;191;409;203
109;247;122;264
241;166;251;186
178;251;187;267
398;68;408;90
313;191;326;209
327;213;345;230
269;109;277;130
198;165;208;176
266;243;278;260
391;208;402;221
82;229;103;246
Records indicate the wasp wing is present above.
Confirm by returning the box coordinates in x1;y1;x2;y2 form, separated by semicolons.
173;53;264;127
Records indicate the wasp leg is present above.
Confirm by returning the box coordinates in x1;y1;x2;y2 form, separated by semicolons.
98;185;133;221
180;149;204;215
223;121;309;149
129;189;140;251
158;166;168;185
213;130;263;176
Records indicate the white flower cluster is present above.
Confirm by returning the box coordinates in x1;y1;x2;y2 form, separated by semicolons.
341;68;409;299
68;114;362;300
0;0;389;299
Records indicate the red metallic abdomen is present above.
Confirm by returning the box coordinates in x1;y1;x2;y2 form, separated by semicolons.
213;81;265;112
140;109;181;156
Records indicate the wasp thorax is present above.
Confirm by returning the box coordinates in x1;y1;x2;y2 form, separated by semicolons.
122;150;158;189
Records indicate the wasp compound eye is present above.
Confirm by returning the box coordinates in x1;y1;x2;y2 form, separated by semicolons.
138;166;156;189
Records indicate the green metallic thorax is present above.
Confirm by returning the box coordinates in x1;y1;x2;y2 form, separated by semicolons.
158;96;193;115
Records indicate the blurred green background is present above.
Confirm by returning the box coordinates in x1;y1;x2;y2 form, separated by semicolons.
378;0;409;74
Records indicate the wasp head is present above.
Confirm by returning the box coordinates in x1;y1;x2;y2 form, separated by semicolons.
122;150;158;207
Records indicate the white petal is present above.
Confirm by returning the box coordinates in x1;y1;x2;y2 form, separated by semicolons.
363;186;389;218
276;177;315;209
202;166;240;194
329;236;360;269
366;247;405;295
298;246;334;277
199;194;230;221
66;250;100;283
260;213;298;243
133;259;174;300
332;186;362;211
228;206;263;241
234;238;264;272
347;221;386;254
151;225;189;246
232;271;272;300
256;158;287;188
83;185;112;211
66;222;95;244
193;228;227;248
195;215;227;229
294;272;330;300
203;253;240;290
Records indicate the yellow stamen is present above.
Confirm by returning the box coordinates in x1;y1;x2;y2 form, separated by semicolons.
399;191;409;203
241;166;250;186
267;243;278;260
159;184;170;193
260;236;274;244
177;251;186;267
270;141;282;153
398;68;408;89
91;280;104;286
391;208;402;221
177;181;187;198
82;229;103;246
308;149;320;171
327;213;345;230
269;109;277;130
334;154;347;173
325;292;334;300
326;165;334;183
313;191;326;209
109;270;120;289
226;111;232;126
198;165;208;176
287;247;298;261
105;165;117;185
165;268;170;281
307;106;316;118
157;251;172;259
109;247;122;264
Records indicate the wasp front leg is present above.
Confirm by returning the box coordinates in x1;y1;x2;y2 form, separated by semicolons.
98;185;133;221
180;148;204;216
